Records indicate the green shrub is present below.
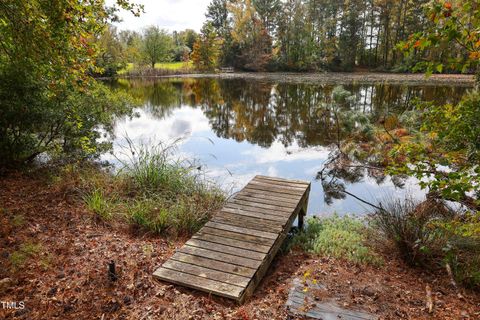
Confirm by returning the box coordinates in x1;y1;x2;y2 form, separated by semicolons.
128;198;169;233
293;215;382;266
116;138;213;196
11;214;25;227
445;239;480;290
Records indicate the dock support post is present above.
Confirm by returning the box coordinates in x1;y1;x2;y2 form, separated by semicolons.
298;192;309;230
298;209;305;229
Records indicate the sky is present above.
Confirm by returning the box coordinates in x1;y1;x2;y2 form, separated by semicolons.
106;0;212;32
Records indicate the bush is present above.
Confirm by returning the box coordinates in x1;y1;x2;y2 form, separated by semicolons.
0;1;136;168
292;215;382;266
371;196;480;290
127;194;217;235
116;141;224;235
369;197;453;265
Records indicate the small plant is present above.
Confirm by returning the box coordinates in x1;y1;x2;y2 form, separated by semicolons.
128;198;169;233
83;189;115;220
371;196;480;289
9;242;42;270
292;215;382;266
116;137;206;195
11;214;25;227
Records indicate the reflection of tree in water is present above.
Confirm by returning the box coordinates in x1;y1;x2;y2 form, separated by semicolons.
112;78;468;203
209;80;278;147
113;79;186;119
113;78;467;150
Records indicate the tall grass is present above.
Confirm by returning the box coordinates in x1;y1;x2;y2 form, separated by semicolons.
116;137;216;195
107;138;225;235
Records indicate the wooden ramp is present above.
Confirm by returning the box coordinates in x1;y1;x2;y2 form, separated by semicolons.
153;175;311;303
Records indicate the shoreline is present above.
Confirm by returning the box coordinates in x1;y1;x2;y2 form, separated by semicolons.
108;71;476;86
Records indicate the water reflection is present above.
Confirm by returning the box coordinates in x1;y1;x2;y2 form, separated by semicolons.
108;78;468;215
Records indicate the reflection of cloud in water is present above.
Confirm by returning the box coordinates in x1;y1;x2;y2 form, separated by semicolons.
170;119;192;138
242;140;330;164
113;107;210;145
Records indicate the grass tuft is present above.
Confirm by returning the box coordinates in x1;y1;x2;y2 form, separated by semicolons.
83;188;115;220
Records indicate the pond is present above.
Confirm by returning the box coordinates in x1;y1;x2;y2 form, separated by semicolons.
105;77;469;216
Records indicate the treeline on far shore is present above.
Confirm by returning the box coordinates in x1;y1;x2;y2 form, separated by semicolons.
93;0;477;77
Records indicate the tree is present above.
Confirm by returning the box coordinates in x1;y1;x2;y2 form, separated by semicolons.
390;0;480;210
205;0;236;66
0;0;140;167
228;0;273;71
119;29;142;63
179;29;198;52
252;0;281;35
206;0;230;37
191;22;223;71
142;26;173;68
95;25;127;76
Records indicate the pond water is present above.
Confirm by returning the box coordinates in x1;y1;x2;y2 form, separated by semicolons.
105;78;469;216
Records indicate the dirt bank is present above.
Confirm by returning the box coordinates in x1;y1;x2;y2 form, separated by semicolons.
0;171;479;319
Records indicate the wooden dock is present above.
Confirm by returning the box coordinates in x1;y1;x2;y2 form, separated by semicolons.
153;175;311;303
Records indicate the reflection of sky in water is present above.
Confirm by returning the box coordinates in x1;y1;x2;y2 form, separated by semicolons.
106;106;425;216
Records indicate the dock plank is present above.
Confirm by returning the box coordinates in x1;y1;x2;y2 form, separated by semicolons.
179;245;262;269
162;260;250;287
233;194;298;208
235;189;300;204
228;198;294;213
246;181;306;195
192;232;271;253
205;221;279;240
224;203;290;218
185;238;266;261
256;175;310;185
153;268;244;299
221;207;287;222
170;252;256;278
154;175;311;302
199;226;276;246
212;212;284;233
241;186;303;199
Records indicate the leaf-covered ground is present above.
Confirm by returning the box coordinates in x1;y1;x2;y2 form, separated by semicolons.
0;172;479;319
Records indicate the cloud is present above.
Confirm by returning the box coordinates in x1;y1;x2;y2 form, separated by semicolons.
106;0;211;32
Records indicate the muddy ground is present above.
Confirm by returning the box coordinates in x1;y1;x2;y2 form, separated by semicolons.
0;171;479;319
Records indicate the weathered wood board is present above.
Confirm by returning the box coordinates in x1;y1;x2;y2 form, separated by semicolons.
153;175;311;302
286;278;378;320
